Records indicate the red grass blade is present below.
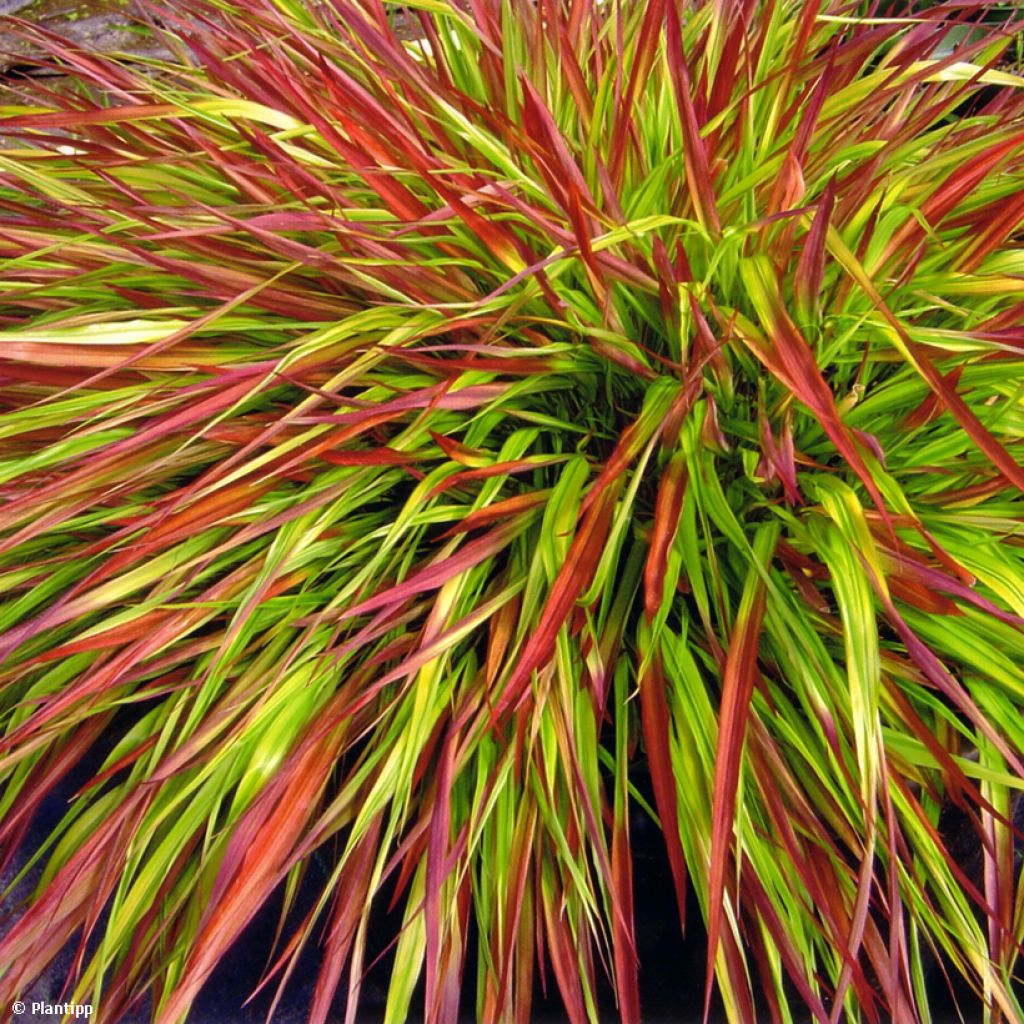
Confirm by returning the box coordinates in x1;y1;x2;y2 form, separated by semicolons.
704;523;778;1021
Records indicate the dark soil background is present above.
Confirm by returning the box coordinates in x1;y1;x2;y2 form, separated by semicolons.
0;742;994;1024
1;738;721;1023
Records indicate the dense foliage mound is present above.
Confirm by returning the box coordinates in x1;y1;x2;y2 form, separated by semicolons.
1;1;1024;1021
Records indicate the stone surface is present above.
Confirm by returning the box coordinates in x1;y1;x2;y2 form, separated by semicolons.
0;0;167;71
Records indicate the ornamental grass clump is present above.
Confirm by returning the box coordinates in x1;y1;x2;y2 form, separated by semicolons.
1;1;1024;1021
